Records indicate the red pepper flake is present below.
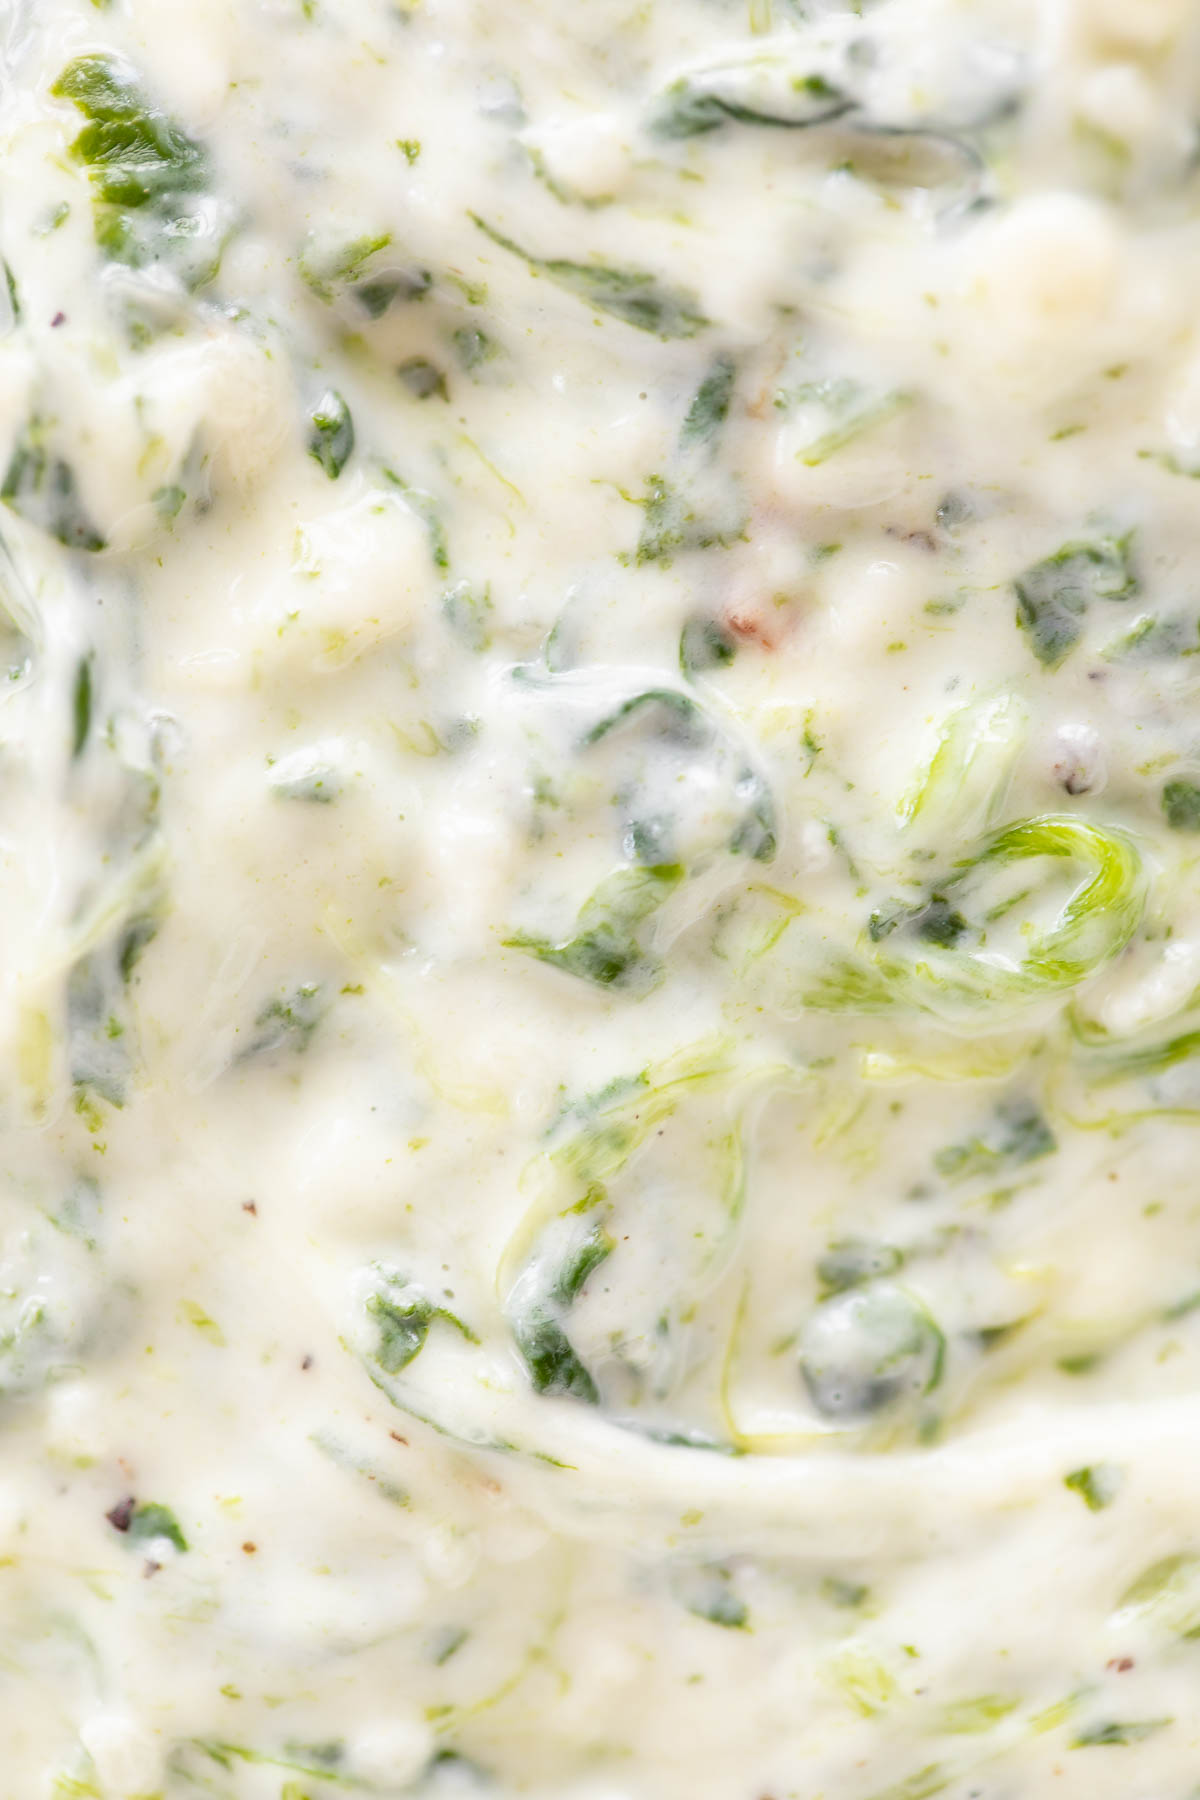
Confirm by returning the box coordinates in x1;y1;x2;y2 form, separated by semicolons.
1107;1656;1135;1673
50;312;65;328
389;1431;409;1446
301;1354;314;1371
242;1541;257;1555
242;1201;258;1215
106;1496;135;1533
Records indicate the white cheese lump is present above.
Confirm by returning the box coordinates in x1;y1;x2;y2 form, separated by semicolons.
5;0;1200;1795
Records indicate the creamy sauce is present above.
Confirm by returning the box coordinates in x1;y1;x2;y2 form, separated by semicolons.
4;0;1200;1794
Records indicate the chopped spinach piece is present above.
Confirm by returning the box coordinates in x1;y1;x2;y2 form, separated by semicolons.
240;985;327;1060
126;1502;188;1553
2;424;105;551
1014;534;1137;669
650;69;850;138
679;613;737;675
301;231;429;314
817;1239;904;1298
367;1281;477;1375
441;580;493;651
680;353;737;449
508;1221;614;1404
1162;779;1200;833
1072;1718;1171;1747
306;389;354;479
451;325;502;373
1064;1463;1122;1511
397;356;449;401
505;863;684;989
471;214;708;338
54;55;225;287
71;655;93;759
934;1100;1056;1184
800;1284;944;1421
671;1562;748;1629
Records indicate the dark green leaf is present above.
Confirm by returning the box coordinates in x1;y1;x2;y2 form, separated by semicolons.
240;985;327;1060
1014;534;1138;669
680;613;737;675
650;71;850;139
680;353;737;449
1072;1719;1171;1747
307;389;354;479
127;1502;188;1553
816;1239;904;1298
934;1100;1056;1184
71;655;93;759
440;580;492;651
471;215;708;338
1064;1464;1121;1512
2;425;105;551
397;356;449;401
1163;779;1200;833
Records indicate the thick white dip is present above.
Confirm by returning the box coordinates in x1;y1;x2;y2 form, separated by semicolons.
3;0;1200;1794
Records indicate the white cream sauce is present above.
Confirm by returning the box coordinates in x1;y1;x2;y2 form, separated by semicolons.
3;0;1200;1794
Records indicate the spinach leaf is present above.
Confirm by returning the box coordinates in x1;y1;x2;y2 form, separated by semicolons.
679;613;737;676
54;56;227;287
125;1502;188;1553
1064;1464;1122;1511
933;1100;1056;1184
1163;779;1200;832
1014;534;1138;668
2;424;105;551
307;390;354;480
680;353;737;449
471;215;708;338
670;1562;748;1629
507;1220;614;1403
366;1278;478;1375
504;863;684;990
440;580;493;651
240;985;327;1061
650;69;850;138
1072;1719;1171;1747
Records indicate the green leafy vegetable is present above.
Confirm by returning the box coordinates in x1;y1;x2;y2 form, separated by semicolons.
504;863;684;990
126;1502;188;1553
1064;1464;1122;1511
507;1220;614;1403
71;655;93;759
240;985;327;1060
1014;534;1138;669
816;1240;904;1298
899;692;1028;841
366;1276;478;1375
934;1100;1056;1184
471;214;708;338
1162;779;1200;833
451;325;502;374
680;353;737;448
1072;1718;1171;1747
441;580;493;651
671;1562;748;1629
800;1284;944;1421
2;423;105;551
938;1694;1019;1734
307;390;354;480
649;62;850;138
54;55;227;287
826;815;1147;1022
301;230;430;314
680;613;737;675
397;356;449;401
